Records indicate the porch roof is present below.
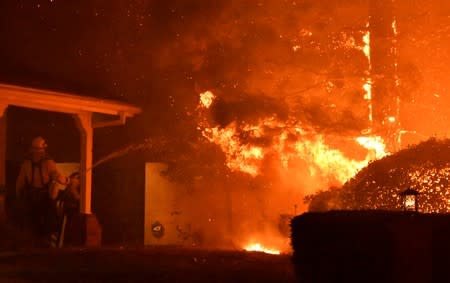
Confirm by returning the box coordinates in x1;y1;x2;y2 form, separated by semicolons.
0;83;141;118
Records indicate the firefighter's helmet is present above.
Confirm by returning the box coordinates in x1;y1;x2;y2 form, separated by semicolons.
31;136;47;152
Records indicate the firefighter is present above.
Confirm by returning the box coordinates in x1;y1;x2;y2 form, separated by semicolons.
15;136;67;246
55;171;80;246
59;171;80;217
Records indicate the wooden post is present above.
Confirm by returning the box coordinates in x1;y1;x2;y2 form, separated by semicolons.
74;112;93;214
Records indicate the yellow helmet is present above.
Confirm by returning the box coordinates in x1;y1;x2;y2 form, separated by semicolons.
31;136;47;152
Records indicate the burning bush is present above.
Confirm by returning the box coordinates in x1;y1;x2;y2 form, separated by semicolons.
305;138;450;213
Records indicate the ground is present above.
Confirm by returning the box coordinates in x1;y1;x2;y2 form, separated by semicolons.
0;246;296;283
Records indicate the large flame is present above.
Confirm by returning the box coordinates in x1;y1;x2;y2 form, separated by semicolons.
197;26;388;182
356;135;387;159
199;94;388;183
202;124;264;176
195;25;390;253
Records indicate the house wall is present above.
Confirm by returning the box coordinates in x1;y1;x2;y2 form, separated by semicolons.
144;162;182;245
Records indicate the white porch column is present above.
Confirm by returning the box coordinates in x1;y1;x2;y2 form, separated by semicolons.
74;112;93;214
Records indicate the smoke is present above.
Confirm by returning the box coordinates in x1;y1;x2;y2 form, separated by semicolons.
4;0;450;251
210;94;289;127
109;0;450;251
132;0;450;252
154;0;377;251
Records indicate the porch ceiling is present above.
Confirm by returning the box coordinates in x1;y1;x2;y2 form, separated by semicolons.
0;83;141;117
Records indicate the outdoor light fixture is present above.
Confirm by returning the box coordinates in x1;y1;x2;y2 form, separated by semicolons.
400;188;419;212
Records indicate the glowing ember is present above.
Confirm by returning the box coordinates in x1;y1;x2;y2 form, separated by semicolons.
199;90;215;109
363;78;372;100
408;166;450;213
392;19;398;37
244;243;280;255
361;29;371;63
361;25;373;127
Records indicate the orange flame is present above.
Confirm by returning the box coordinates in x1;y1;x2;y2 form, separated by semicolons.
293;137;366;184
195;25;392;254
199;94;388;184
197;27;387;182
202;123;264;176
244;243;281;255
199;90;215;109
356;135;387;160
